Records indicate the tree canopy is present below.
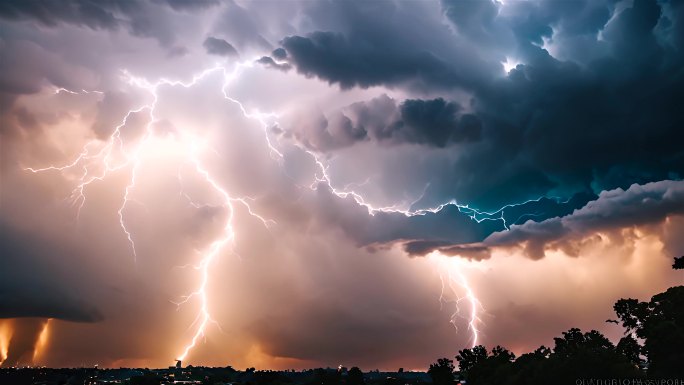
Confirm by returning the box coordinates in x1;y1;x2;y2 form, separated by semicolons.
427;358;454;385
614;286;684;377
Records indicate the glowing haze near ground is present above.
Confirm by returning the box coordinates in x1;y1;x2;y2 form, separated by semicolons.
1;0;684;371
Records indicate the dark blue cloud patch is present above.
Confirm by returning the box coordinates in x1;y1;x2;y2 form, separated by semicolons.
280;32;465;90
271;47;287;60
288;95;481;152
397;98;480;147
500;192;597;227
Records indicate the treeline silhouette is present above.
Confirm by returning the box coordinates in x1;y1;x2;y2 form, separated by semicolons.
124;366;424;385
429;256;684;384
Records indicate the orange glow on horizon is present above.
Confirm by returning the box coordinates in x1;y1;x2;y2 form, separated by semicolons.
32;319;52;364
0;320;10;365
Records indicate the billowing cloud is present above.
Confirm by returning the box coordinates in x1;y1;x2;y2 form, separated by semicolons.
281;31;466;90
285;95;481;152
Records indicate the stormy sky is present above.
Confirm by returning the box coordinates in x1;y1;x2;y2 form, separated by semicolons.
1;0;683;370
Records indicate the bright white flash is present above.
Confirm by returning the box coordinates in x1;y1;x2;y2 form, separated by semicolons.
502;57;521;74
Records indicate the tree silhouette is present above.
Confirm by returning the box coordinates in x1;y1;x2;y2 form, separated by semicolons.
505;346;550;385
452;329;640;385
615;334;642;366
673;256;684;270
456;345;514;385
455;345;487;374
347;367;364;385
614;286;684;377
552;329;612;358
427;358;454;385
545;328;640;381
314;368;340;385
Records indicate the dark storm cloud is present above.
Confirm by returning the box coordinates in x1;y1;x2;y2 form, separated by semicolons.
203;36;239;57
271;48;287;60
276;0;684;214
0;224;103;322
274;0;496;90
280;31;465;90
395;98;481;146
290;95;481;152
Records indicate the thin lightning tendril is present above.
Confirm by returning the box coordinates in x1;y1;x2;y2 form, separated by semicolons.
304;153;565;232
432;253;485;348
25;60;557;360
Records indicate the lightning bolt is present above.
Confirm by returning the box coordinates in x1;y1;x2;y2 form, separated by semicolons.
430;253;484;348
25;58;561;361
299;146;492;348
296;133;565;349
304;152;564;231
25;60;280;362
